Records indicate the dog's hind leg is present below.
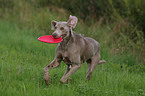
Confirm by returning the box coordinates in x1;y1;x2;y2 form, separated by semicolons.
86;54;100;80
86;59;92;80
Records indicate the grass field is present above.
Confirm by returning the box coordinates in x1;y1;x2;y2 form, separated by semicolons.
0;20;145;96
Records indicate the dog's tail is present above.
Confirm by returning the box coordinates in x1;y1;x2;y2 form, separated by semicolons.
99;60;106;64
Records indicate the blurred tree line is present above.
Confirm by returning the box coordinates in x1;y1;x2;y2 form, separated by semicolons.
37;0;145;35
0;0;145;35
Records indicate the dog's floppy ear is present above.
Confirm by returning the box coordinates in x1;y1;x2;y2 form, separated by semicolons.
67;15;78;29
51;21;57;30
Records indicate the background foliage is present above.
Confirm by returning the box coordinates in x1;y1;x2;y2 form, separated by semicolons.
37;0;145;33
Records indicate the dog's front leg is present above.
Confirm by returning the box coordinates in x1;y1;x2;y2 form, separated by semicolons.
60;64;81;83
62;65;70;77
60;65;71;83
44;66;51;85
44;58;62;85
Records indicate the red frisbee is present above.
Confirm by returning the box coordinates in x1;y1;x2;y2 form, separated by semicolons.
38;35;63;43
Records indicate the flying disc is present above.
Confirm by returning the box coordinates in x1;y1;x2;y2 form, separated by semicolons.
38;35;63;43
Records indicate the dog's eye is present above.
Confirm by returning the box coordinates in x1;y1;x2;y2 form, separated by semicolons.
60;27;64;30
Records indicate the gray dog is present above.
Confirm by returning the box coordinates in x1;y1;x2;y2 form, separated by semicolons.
44;15;106;85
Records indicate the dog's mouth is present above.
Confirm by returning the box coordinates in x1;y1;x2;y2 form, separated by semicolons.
61;34;67;38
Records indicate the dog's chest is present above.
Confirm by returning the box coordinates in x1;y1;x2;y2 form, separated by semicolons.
61;49;72;65
60;44;77;64
62;46;73;59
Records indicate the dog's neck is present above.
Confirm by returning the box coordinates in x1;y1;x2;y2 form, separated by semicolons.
60;29;75;45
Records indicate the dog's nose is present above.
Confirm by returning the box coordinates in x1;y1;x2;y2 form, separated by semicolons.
52;33;57;38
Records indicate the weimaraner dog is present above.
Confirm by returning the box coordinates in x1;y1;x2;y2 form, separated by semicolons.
44;15;106;85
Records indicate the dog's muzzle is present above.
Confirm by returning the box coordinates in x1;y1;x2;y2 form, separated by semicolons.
52;33;58;38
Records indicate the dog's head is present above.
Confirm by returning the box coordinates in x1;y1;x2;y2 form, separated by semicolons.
51;15;78;38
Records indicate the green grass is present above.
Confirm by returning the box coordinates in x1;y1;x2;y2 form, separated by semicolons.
0;20;145;96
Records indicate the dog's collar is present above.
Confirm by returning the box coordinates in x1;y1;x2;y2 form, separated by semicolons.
60;30;74;45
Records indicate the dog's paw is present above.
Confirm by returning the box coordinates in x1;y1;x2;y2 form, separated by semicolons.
67;78;72;83
59;78;72;84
